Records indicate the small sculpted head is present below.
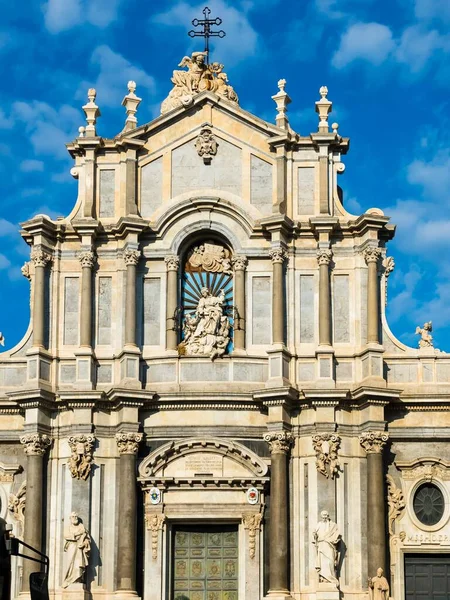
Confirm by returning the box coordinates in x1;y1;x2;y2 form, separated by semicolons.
321;510;329;522
377;568;383;577
201;287;209;297
70;511;79;525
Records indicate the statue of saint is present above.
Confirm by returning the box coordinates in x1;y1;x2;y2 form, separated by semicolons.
368;568;389;600
62;512;91;588
312;510;341;586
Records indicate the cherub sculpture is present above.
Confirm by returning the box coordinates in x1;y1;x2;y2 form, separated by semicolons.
415;321;433;348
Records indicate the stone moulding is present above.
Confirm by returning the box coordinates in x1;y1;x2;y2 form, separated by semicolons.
394;457;450;481
0;461;22;482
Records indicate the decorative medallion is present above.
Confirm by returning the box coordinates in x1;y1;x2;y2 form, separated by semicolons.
246;487;259;505
149;487;161;505
68;434;95;480
312;434;340;479
195;127;218;164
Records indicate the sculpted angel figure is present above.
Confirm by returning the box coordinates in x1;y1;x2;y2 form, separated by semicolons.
62;512;91;588
415;321;433;348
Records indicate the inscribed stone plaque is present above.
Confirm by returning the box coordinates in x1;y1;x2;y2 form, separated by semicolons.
252;276;271;345
143;278;161;345
141;157;163;216
299;275;314;343
63;277;79;345
333;275;350;343
99;169;115;218
97;277;112;345
250;154;273;213
298;167;315;215
185;454;223;476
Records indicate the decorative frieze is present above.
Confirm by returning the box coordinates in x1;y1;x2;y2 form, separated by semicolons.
123;248;141;266
316;248;333;266
145;513;165;560
68;434;95;480
242;512;262;559
164;255;180;272
232;255;248;271
116;432;143;455
363;247;382;265
263;431;294;455
312;434;340;479
20;433;52;456
269;247;287;264
31;248;52;268
386;474;405;536
8;481;26;525
78;250;96;269
359;431;389;454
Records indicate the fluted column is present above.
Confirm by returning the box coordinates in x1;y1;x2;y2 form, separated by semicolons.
264;431;294;595
317;249;332;346
79;250;96;348
20;433;51;592
116;432;143;593
31;248;52;349
165;255;180;351
360;431;389;577
364;248;382;344
269;248;287;345
232;255;247;351
124;249;141;347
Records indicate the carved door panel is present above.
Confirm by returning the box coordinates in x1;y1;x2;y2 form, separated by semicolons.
173;525;238;600
405;554;450;599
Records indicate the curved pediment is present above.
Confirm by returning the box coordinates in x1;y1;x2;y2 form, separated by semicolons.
138;437;268;481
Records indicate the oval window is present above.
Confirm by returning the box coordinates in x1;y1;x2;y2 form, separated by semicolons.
413;483;445;526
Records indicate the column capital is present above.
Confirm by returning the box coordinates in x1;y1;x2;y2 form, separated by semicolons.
116;432;143;455
124;248;141;266
317;248;333;266
359;431;389;454
232;255;248;271
164;255;180;271
31;247;52;268
79;249;96;269
20;433;52;456
363;247;382;265
264;431;294;455
269;246;287;264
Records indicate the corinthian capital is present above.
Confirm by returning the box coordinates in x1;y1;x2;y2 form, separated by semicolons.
31;248;52;268
264;431;294;455
363;247;382;265
124;248;141;267
79;250;96;269
359;431;389;454
232;255;248;271
20;433;52;456
317;249;333;266
269;247;287;264
116;432;143;455
164;255;180;271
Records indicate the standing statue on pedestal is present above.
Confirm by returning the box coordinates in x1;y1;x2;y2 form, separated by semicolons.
312;510;341;586
62;512;91;588
368;568;389;600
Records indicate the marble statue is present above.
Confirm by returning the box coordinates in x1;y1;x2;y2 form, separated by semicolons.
62;512;91;588
415;321;433;348
312;510;341;586
161;52;238;113
188;242;232;274
182;287;230;359
368;568;389;600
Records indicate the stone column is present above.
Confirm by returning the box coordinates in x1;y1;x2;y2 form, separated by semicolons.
116;432;142;594
79;250;96;348
264;432;294;596
164;255;180;351
269;248;287;345
232;255;247;351
364;248;382;345
360;431;389;577
20;433;51;592
317;249;332;346
124;249;141;347
31;248;52;349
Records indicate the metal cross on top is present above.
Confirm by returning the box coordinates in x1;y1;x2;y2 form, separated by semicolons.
188;6;226;63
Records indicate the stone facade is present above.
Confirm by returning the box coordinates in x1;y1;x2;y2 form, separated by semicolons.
0;59;449;600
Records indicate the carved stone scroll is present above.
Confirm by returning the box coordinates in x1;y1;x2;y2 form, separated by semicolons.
312;434;340;479
242;512;262;559
359;432;389;454
116;432;143;455
8;481;26;525
263;432;294;455
20;433;52;456
68;434;95;480
145;513;165;560
386;474;405;536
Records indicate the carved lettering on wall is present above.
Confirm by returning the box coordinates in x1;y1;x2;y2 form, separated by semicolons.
185;454;223;476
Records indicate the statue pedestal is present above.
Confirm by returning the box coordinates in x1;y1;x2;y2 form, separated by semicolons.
316;582;340;600
62;583;90;599
263;593;293;600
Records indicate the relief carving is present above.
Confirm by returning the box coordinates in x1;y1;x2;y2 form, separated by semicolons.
145;513;165;560
195;126;218;164
242;512;262;559
8;481;26;526
68;434;95;480
312;434;340;479
359;431;389;454
188;243;232;274
386;474;406;536
263;431;294;455
116;432;143;455
20;433;52;456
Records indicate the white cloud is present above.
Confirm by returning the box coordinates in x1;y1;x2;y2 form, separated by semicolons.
414;0;450;25
79;45;156;109
0;219;17;237
20;159;44;172
0;108;13;129
332;22;395;68
0;253;11;270
43;0;121;33
407;150;450;199
396;25;449;73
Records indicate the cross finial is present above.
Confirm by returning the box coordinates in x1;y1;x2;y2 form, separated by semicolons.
188;6;226;63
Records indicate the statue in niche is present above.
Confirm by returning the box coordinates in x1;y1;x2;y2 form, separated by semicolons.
312;510;341;587
188;243;232;274
161;51;239;114
368;568;389;600
415;321;433;348
181;287;230;359
62;512;91;588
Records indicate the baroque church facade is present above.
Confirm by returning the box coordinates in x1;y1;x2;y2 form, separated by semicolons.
1;49;450;600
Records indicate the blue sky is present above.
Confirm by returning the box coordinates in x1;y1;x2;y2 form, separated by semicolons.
0;0;449;351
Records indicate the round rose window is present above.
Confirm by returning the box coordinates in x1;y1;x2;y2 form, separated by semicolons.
413;483;445;526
